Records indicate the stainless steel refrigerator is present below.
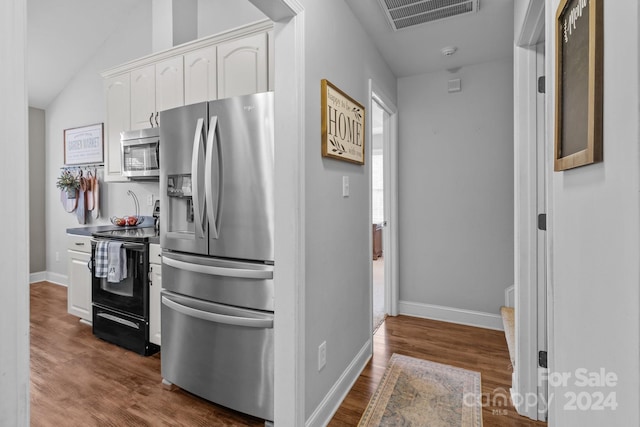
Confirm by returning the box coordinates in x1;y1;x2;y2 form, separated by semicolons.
159;92;274;422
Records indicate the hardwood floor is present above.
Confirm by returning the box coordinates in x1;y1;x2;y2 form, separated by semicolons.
330;316;547;427
30;282;263;426
30;281;546;426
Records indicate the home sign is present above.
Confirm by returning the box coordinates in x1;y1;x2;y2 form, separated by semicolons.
321;79;365;165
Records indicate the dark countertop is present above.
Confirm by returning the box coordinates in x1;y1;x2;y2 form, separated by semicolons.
67;216;159;244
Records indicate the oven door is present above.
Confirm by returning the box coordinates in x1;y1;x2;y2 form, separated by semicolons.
91;239;148;318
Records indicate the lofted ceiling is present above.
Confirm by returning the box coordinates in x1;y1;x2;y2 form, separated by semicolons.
27;0;513;109
27;0;140;109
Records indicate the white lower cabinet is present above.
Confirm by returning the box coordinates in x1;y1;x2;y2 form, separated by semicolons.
67;235;93;323
149;243;162;346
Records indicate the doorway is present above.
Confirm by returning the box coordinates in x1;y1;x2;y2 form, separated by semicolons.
369;80;399;335
514;1;549;421
371;100;386;331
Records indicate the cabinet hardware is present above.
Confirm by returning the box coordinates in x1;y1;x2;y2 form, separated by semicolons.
149;112;154;127
155;112;159;127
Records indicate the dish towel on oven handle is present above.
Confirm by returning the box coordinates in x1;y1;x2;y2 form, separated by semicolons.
107;241;128;283
94;240;109;278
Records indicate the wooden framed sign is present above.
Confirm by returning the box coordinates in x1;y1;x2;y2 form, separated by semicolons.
64;123;104;165
321;79;365;165
554;0;603;171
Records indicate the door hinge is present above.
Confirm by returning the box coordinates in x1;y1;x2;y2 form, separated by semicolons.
539;351;548;368
538;76;546;94
537;213;547;231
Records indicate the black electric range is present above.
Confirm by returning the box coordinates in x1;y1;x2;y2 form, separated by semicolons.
90;225;160;356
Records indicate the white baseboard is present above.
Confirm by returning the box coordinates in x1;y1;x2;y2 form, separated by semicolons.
305;339;372;427
505;285;515;307
44;272;68;287
399;300;503;331
29;271;47;283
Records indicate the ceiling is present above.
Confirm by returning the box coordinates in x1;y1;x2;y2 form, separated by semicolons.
345;0;514;78
27;0;513;109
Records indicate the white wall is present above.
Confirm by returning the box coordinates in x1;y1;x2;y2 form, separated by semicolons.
298;0;397;421
546;0;640;425
0;0;30;424
397;58;514;324
29;107;46;273
197;0;265;38
44;1;156;281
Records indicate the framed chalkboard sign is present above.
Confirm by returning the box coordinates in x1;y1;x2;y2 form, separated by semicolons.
554;0;603;171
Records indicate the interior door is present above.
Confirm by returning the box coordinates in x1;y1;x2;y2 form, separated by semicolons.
370;82;399;331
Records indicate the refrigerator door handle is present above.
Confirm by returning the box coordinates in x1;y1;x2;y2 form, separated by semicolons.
162;295;273;329
205;115;221;239
163;256;273;280
191;118;206;239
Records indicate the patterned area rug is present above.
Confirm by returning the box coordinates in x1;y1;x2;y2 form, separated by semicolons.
358;354;483;427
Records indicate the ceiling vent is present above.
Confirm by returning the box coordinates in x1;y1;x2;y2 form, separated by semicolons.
377;0;479;31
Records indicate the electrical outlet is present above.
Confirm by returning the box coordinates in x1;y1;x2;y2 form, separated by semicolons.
318;341;327;371
146;194;154;206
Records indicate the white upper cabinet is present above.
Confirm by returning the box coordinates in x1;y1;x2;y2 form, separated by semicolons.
155;56;185;116
104;74;130;182
130;65;156;130
217;32;268;99
184;45;217;105
102;20;272;180
132;58;185;130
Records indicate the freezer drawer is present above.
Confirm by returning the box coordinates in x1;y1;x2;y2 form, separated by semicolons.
161;291;273;421
162;251;274;311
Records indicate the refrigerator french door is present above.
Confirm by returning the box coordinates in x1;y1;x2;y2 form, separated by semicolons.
160;92;274;262
159;92;275;422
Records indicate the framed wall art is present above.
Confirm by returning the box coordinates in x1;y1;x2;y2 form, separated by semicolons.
554;0;603;171
321;79;366;165
64;123;104;166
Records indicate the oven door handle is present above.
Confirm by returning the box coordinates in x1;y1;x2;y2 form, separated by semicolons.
162;296;273;328
163;256;273;280
91;239;145;251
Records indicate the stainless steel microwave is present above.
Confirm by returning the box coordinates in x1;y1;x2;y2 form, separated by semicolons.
121;128;159;179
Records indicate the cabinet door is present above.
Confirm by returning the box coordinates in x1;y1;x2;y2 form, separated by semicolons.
156;56;184;118
217;33;268;99
67;250;92;322
184;45;217;105
130;65;156;130
104;74;130;182
149;263;162;346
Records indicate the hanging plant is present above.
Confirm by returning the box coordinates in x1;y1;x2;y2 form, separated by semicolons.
56;170;80;197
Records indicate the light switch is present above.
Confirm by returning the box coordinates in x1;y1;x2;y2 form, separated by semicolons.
342;176;349;197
